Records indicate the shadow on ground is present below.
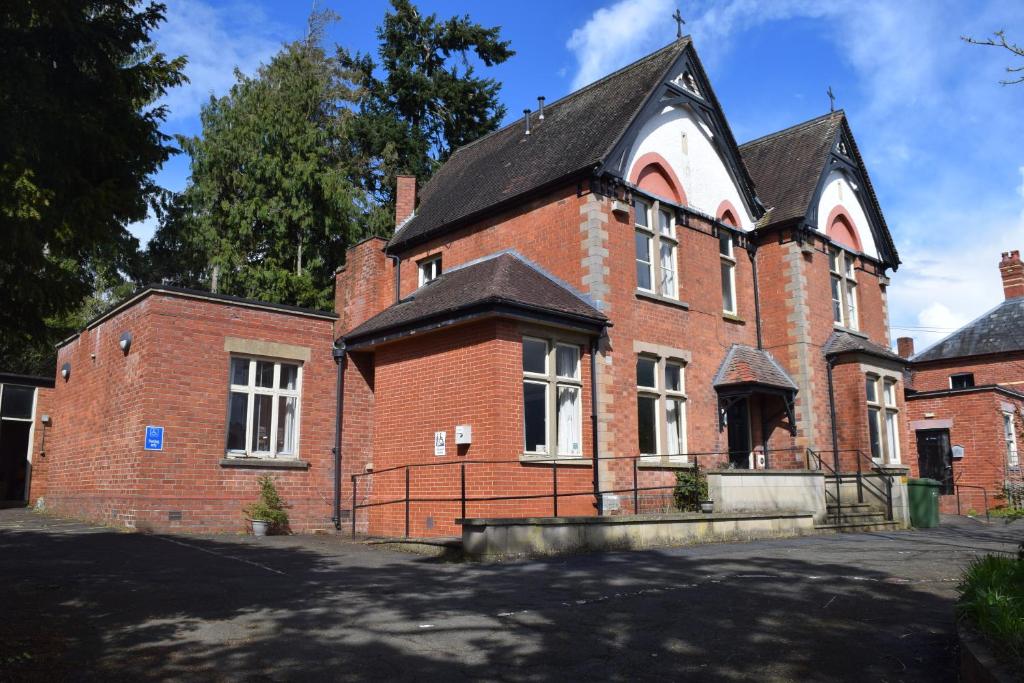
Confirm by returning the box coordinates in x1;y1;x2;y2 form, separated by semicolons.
3;512;1018;682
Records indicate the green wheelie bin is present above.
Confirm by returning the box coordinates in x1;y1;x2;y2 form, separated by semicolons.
907;478;942;528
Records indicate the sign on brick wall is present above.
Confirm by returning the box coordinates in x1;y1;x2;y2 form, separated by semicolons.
144;426;164;451
434;431;446;456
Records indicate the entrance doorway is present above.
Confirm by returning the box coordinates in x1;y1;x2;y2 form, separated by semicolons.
916;429;953;494
726;398;752;468
0;383;37;504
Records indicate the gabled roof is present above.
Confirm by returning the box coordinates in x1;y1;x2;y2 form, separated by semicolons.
740;112;842;228
739;112;900;268
823;331;904;363
387;40;691;253
912;297;1024;363
713;344;798;391
342;252;607;345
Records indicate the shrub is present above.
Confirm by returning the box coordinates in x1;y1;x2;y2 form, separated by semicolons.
990;506;1024;521
956;553;1024;669
243;475;289;531
673;469;707;512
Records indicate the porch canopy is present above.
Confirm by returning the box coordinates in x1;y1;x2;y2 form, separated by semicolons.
713;344;798;437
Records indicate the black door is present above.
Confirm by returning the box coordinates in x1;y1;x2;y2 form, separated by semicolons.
0;420;31;502
916;429;953;494
726;399;751;468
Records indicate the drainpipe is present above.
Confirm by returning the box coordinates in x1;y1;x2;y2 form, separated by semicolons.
590;336;603;516
749;247;763;350
331;342;346;530
388;254;401;303
825;355;842;520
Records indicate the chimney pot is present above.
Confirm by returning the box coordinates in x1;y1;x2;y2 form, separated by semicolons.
395;175;416;229
523;108;531;135
896;336;915;359
537;96;545;120
999;249;1024;300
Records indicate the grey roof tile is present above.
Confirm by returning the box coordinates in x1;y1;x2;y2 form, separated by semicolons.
343;252;606;343
913;297;1024;362
823;330;903;362
713;344;798;391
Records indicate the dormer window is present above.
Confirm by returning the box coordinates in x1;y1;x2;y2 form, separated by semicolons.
418;255;442;286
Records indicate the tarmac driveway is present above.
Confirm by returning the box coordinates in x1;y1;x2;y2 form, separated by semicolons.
1;508;1020;682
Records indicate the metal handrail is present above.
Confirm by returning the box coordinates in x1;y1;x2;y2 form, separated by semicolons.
808;448;895;523
349;448;808;538
953;473;990;521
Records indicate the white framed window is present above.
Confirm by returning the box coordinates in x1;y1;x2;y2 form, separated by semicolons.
635;198;678;299
1004;412;1019;467
637;355;687;461
830;247;858;330
865;374;900;464
950;373;975;389
719;231;736;314
522;338;583;457
418;254;442;286
227;357;302;459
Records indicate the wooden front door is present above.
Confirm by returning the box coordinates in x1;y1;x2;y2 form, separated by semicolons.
915;429;953;494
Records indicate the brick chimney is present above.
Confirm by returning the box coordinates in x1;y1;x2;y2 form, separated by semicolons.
395;175;416;228
896;337;915;359
1000;250;1024;300
334;237;391;333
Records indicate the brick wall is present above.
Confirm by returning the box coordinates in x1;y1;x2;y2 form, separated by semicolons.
25;386;52;501
910;352;1024;392
905;389;1024;512
44;292;338;533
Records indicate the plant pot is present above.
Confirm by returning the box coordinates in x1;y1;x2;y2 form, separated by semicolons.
251;519;270;537
699;500;714;514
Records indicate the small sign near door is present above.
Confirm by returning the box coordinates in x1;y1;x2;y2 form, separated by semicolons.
434;431;446;456
144;426;164;451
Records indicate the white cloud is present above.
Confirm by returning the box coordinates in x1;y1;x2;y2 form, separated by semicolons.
566;0;674;90
154;0;284;122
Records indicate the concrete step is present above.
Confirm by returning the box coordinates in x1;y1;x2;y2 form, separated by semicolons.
815;520;901;534
825;510;888;524
826;502;877;512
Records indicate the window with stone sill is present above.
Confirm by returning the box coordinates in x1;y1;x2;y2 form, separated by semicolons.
830;247;858;330
637;355;687;462
865;374;900;464
226;357;301;459
1004;412;1019;467
634;197;678;300
523;337;582;458
719;230;737;315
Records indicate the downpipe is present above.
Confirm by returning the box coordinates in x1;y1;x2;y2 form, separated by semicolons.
331;343;346;530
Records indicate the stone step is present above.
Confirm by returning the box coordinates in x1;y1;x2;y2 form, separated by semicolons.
826;511;887;523
814;520;901;534
826;502;877;512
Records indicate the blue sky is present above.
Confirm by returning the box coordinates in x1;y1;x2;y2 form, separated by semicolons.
144;0;1024;350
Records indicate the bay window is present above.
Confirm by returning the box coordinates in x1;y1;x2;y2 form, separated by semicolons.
227;357;301;459
523;337;583;457
865;374;899;463
635;198;678;299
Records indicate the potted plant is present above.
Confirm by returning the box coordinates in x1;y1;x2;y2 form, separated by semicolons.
673;468;710;513
243;475;289;536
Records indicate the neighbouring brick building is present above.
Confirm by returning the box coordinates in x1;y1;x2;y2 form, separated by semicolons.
901;251;1024;513
0;374;52;507
31;37;912;536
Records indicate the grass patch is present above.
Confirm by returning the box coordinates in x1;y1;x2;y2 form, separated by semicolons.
990;506;1024;521
956;551;1024;669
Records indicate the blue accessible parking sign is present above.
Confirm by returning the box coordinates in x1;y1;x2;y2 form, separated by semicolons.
144;425;164;451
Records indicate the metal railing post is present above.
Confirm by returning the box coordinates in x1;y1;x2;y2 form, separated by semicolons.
633;457;639;514
351;476;357;538
552;461;559;516
983;489;990;522
885;471;893;521
956;486;962;516
856;450;864;503
404;466;410;539
460;462;466;520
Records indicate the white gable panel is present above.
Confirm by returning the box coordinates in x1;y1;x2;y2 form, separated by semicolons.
815;170;879;259
626;105;754;230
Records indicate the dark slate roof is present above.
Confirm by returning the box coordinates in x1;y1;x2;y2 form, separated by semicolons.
343;252;607;343
823;331;904;362
387;39;691;252
713;344;798;391
913;297;1024;362
739;112;842;228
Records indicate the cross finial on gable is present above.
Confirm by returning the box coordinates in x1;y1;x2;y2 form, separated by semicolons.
827;86;836;113
672;8;685;39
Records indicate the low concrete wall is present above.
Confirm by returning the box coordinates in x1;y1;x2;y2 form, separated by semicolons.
459;512;816;561
707;470;827;524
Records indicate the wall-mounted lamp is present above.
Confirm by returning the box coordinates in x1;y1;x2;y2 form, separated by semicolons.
60;362;71;381
40;414;52;426
119;331;133;355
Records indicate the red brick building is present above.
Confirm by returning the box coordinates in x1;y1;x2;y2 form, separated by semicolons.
901;251;1024;513
31;37;911;536
0;374;52;507
335;38;907;537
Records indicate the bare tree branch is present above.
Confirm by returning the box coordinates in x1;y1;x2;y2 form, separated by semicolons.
962;30;1024;85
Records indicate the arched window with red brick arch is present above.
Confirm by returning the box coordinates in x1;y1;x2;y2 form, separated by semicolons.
825;207;863;253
